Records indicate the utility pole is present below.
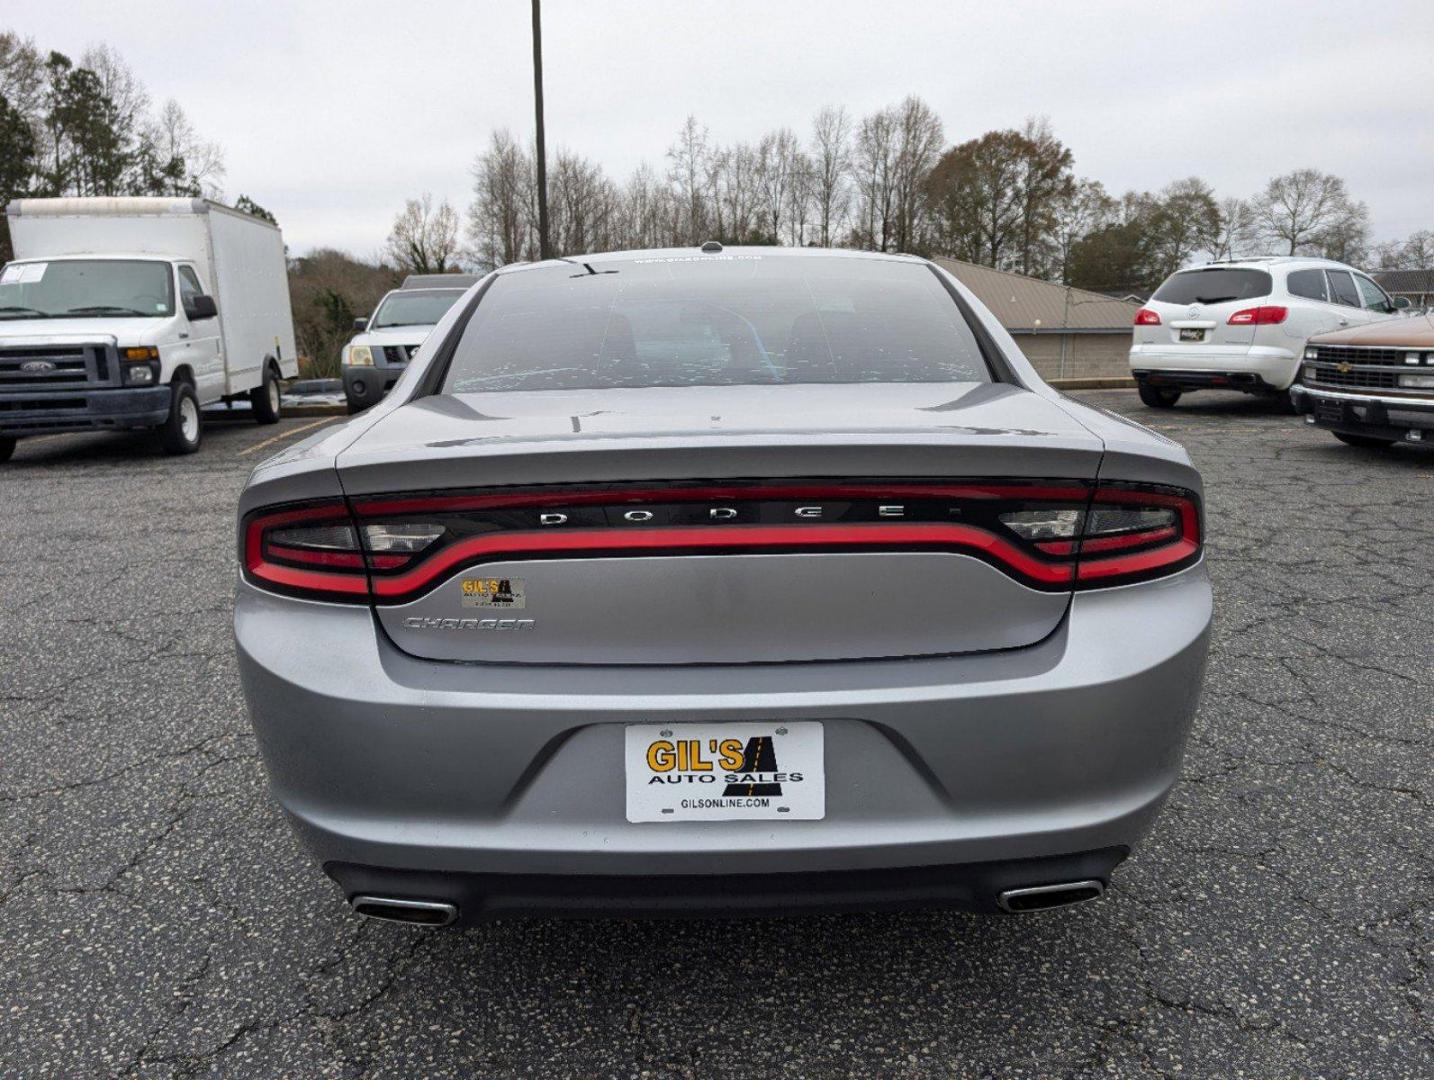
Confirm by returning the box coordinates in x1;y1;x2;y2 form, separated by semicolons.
531;0;552;259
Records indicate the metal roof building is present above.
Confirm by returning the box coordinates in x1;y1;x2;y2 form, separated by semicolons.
933;257;1140;381
1373;269;1434;309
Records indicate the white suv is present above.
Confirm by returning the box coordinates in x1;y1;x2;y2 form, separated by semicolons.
1129;257;1403;409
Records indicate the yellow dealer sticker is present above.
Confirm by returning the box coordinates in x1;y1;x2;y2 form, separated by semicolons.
460;577;525;609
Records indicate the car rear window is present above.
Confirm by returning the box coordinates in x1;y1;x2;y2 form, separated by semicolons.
1152;268;1273;305
440;255;992;393
1286;268;1328;302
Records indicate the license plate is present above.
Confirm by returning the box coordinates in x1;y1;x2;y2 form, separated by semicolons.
1179;328;1206;342
624;721;825;822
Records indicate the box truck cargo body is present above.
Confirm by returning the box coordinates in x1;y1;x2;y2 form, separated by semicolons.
0;196;298;458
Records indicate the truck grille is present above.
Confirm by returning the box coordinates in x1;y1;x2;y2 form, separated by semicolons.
383;345;413;364
0;344;112;387
1306;344;1431;393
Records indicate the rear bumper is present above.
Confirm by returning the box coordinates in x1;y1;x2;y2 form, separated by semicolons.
1130;344;1299;391
235;565;1211;913
1291;384;1434;439
326;847;1129;921
0;385;171;437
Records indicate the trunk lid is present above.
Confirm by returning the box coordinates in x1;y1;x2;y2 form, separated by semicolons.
336;382;1103;665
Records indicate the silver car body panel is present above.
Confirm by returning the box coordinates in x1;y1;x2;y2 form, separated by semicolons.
235;247;1211;912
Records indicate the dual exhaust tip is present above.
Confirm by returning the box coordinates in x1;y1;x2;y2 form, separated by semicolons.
350;879;1105;925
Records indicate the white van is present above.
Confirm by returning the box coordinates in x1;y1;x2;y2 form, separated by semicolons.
0;197;298;459
1129;256;1404;410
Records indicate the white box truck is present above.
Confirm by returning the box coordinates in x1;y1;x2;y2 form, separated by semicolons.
0;196;298;459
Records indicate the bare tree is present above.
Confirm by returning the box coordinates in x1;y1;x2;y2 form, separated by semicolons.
890;96;944;254
1050;178;1115;284
1253;169;1362;256
613;161;676;250
1373;229;1434;270
1211;197;1256;261
786;150;815;247
387;193;461;273
0;32;44;122
1148;177;1221;278
549;148;616;255
146;99;225;197
467;129;534;266
809;105;851;247
851;106;899;250
755;127;801;244
666;115;712;245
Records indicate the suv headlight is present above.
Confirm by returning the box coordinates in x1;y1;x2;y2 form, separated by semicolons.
344;345;374;367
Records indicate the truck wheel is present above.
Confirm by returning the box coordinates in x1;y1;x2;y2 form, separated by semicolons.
249;364;282;424
1138;384;1181;408
160;380;203;455
0;436;15;463
1333;432;1396;449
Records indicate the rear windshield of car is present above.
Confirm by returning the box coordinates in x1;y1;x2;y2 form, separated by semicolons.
1152;268;1272;305
440;255;992;393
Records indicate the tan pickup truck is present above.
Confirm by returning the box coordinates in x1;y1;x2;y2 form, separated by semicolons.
1291;314;1434;448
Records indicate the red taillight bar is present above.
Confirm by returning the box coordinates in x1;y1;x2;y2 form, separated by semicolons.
241;480;1203;604
1134;309;1161;326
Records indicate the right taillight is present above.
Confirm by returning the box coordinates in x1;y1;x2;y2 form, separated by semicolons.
1134;309;1161;326
1074;482;1202;586
1227;305;1287;325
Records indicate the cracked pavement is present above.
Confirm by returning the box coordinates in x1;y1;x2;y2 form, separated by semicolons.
1;395;1430;1078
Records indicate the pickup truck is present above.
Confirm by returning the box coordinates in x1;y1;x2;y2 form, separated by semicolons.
1292;315;1434;448
0;196;298;461
341;273;478;413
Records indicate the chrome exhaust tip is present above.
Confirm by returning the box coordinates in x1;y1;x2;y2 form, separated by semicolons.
350;895;459;927
997;879;1105;913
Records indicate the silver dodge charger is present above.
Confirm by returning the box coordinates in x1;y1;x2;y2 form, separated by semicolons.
235;247;1211;925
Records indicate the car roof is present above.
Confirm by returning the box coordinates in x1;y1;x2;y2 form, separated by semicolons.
493;245;925;276
1176;256;1355;272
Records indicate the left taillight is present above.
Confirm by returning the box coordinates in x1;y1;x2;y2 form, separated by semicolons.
242;499;371;601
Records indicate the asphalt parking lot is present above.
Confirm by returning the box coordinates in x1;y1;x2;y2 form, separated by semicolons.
1;392;1430;1079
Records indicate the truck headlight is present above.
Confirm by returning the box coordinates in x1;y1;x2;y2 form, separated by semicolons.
344;345;374;367
1303;347;1318;360
1398;373;1434;390
121;346;160;385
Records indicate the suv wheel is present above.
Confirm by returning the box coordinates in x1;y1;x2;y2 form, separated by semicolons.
159;380;203;455
1138;384;1181;409
1333;431;1396;449
249;363;282;425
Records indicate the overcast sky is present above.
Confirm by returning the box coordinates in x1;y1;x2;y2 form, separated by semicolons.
10;0;1432;257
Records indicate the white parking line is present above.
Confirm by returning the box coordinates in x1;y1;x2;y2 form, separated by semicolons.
239;417;338;457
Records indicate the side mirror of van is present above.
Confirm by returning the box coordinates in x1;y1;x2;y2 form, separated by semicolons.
185;294;218;321
353;316;368;331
